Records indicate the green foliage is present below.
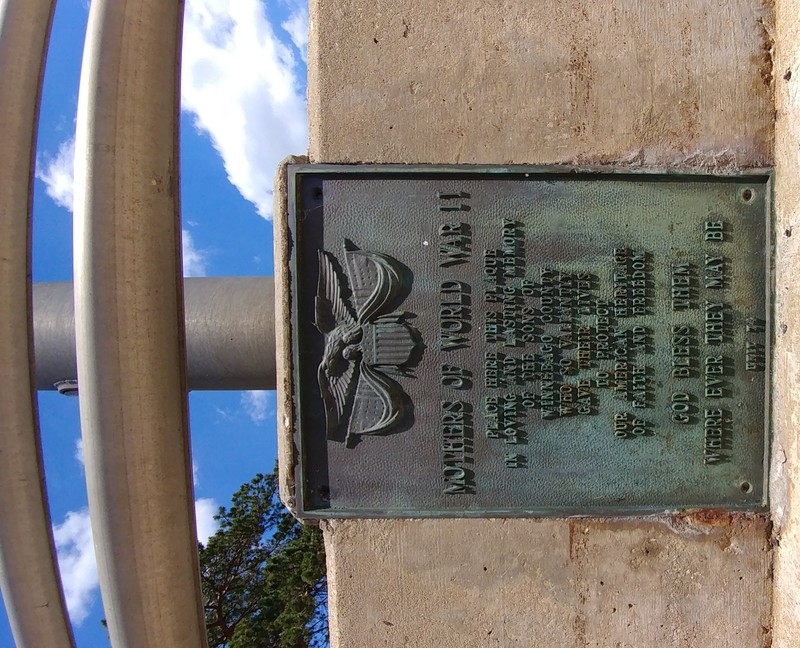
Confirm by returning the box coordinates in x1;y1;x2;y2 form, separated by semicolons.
199;469;327;648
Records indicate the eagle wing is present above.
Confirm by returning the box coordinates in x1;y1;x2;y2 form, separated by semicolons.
343;245;405;324
318;359;360;441
315;250;356;333
345;363;406;447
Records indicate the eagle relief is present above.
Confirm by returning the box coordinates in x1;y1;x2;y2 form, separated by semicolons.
314;241;423;448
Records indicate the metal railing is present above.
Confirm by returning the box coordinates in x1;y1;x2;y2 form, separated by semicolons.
0;0;75;645
33;278;276;393
73;0;207;645
0;0;279;645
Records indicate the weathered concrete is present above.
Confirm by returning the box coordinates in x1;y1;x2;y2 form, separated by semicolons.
274;154;308;511
770;1;800;645
323;516;771;648
308;0;774;169
274;1;779;646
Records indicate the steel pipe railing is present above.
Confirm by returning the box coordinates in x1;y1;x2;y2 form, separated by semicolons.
0;0;77;645
73;0;208;645
33;277;277;392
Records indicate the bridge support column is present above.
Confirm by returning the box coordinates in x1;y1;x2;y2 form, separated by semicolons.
278;1;782;646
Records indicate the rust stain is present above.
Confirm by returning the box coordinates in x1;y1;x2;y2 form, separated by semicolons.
568;519;575;560
577;512;771;545
678;20;698;144
565;0;593;138
573;612;587;645
666;510;772;553
568;520;591;563
676;508;735;527
569;516;590;646
568;519;591;561
756;15;774;89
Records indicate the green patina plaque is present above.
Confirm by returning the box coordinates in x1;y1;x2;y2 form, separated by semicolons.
286;165;772;518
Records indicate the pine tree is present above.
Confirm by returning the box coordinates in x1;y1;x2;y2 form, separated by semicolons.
199;470;327;647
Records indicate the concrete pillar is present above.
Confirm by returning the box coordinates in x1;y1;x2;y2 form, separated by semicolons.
277;1;778;646
771;1;800;644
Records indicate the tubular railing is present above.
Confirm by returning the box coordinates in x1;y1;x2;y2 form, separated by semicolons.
0;0;76;645
2;0;279;643
33;278;276;393
72;0;208;645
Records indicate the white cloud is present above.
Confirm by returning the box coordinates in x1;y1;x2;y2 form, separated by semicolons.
241;389;274;424
53;509;98;627
281;9;308;63
52;498;220;627
182;229;208;277
38;2;307;221
181;0;308;218
74;438;84;466
38;139;206;275
195;497;219;544
213;405;235;422
36;139;207;276
37;138;75;211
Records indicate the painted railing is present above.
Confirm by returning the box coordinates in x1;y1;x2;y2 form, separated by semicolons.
0;0;277;645
71;0;206;645
0;0;75;645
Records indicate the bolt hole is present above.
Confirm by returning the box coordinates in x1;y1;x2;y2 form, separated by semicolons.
741;188;754;203
786;228;792;238
785;69;792;81
740;481;753;494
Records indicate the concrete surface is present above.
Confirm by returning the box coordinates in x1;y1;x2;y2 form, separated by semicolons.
308;0;774;169
275;1;780;646
323;516;771;647
274;154;308;512
770;1;800;645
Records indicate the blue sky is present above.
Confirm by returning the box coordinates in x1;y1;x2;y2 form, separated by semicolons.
2;1;307;645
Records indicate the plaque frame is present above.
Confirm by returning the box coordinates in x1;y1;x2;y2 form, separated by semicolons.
285;165;773;519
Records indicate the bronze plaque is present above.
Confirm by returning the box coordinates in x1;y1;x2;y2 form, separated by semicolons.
286;166;771;517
